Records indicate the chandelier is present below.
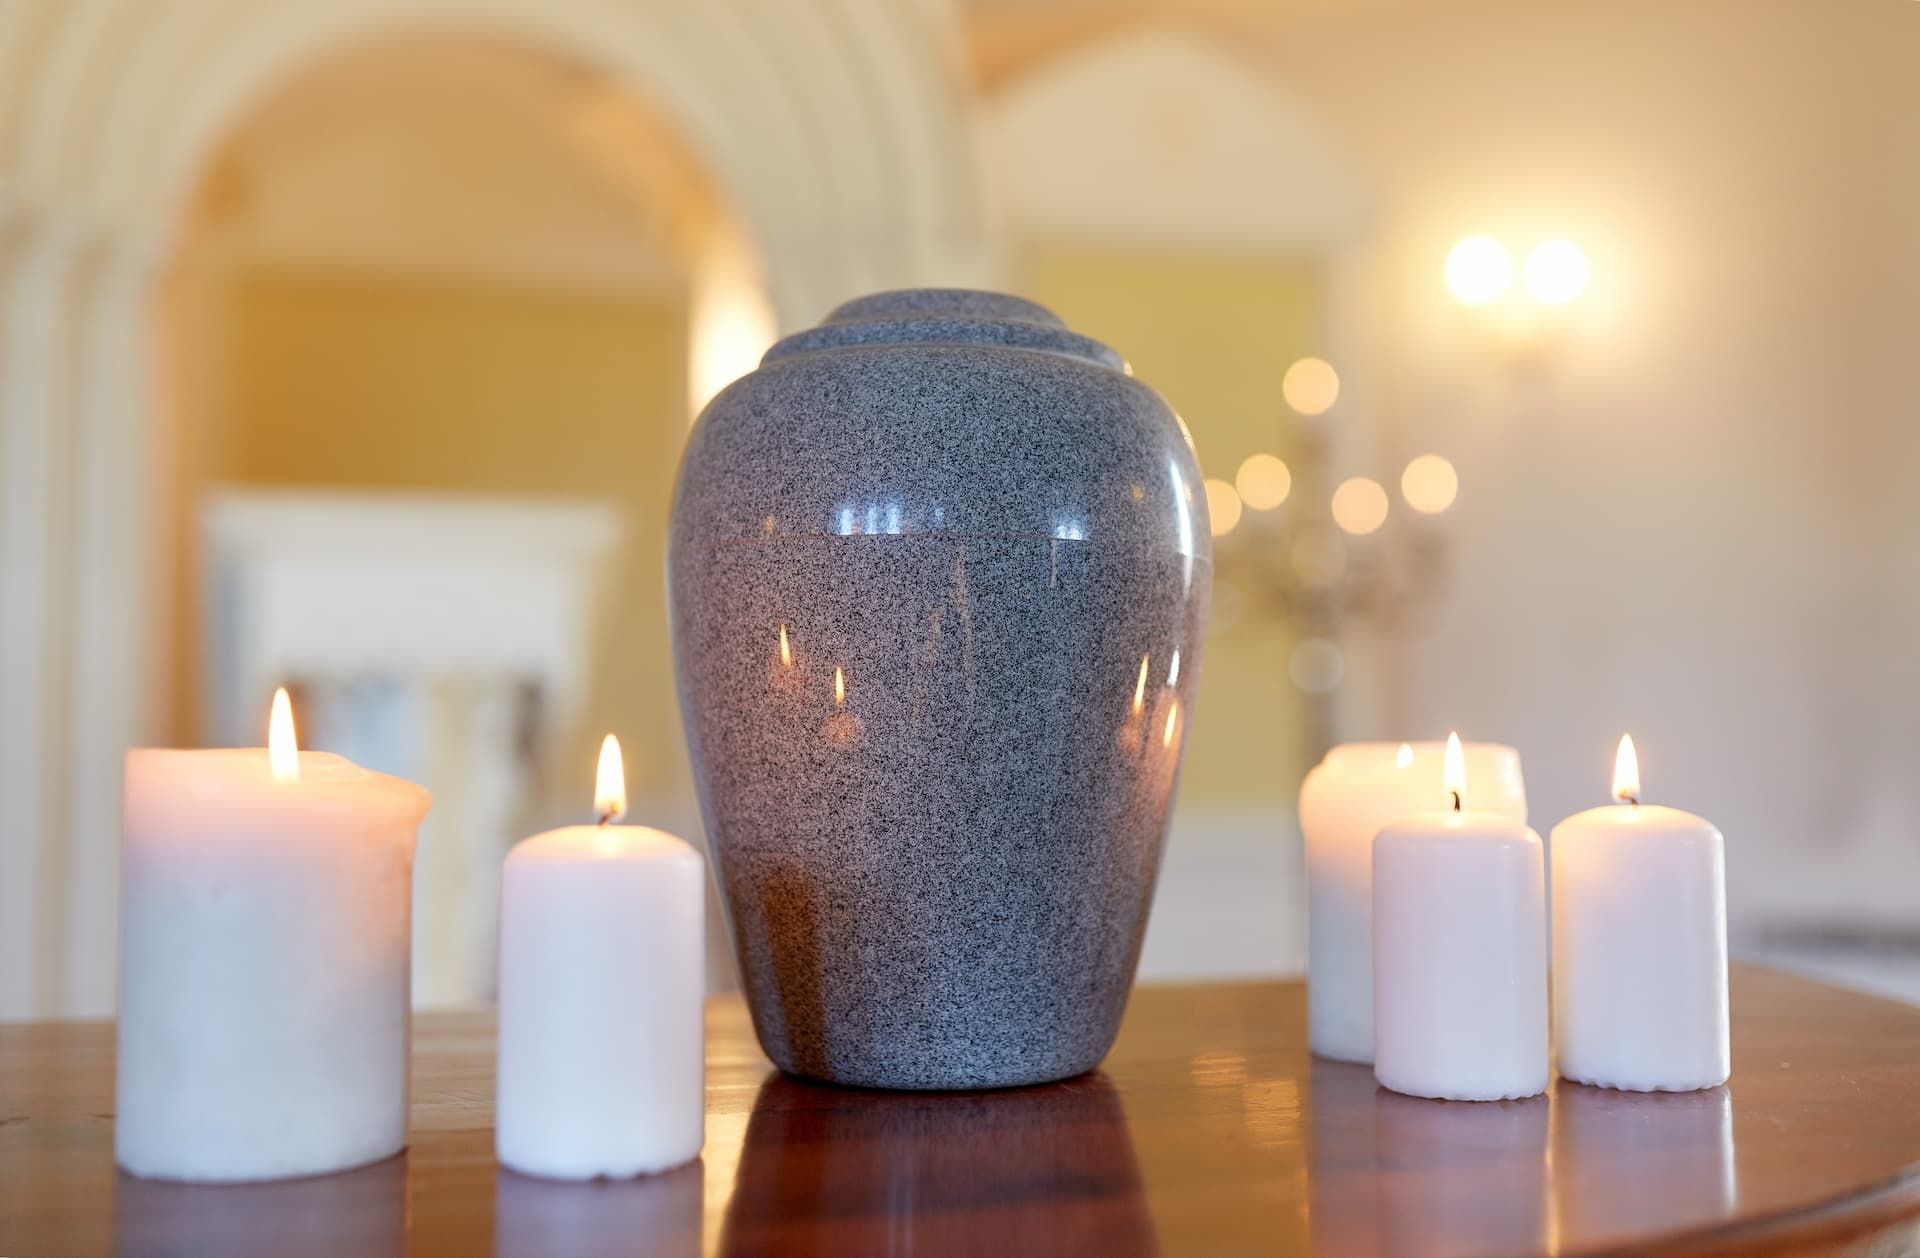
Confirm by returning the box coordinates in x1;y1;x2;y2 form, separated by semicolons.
1200;357;1459;698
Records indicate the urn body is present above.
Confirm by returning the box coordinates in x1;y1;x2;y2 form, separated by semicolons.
668;290;1210;1088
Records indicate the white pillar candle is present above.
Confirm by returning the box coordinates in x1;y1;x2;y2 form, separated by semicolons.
1550;734;1729;1092
117;689;431;1183
1372;733;1548;1101
497;734;705;1181
1299;739;1526;1062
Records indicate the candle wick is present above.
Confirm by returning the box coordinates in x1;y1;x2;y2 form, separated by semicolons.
597;810;615;827
1449;790;1461;812
1624;794;1639;807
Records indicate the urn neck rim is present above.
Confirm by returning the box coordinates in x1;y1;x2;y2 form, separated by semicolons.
762;288;1126;371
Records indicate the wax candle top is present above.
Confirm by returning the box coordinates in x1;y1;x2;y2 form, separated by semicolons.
512;824;703;865
1557;735;1718;834
125;748;431;833
1562;802;1714;829
1381;731;1533;827
1313;739;1526;805
511;734;701;864
1423;729;1528;820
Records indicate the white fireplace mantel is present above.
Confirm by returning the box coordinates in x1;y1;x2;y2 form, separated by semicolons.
201;490;622;748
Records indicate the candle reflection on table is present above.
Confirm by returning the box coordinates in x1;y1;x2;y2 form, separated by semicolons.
1548;1083;1736;1245
494;1161;702;1258
1306;1059;1550;1257
114;1154;407;1258
719;1072;1158;1256
1371;1086;1549;1255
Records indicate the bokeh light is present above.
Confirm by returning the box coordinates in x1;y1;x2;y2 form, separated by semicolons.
1282;357;1340;416
1524;239;1589;306
1400;454;1459;514
1444;235;1511;306
1331;477;1389;535
1289;638;1346;693
1235;453;1292;510
1204;478;1243;536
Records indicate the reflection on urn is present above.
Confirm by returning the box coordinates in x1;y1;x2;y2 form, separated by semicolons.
720;1072;1157;1257
819;666;864;749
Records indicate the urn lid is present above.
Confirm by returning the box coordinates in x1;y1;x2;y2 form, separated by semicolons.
676;287;1206;555
762;289;1125;371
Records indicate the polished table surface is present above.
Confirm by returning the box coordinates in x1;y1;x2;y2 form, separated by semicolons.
5;966;1920;1256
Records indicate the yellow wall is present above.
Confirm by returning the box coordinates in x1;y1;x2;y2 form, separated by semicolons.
184;248;1323;811
1019;243;1323;804
204;266;691;804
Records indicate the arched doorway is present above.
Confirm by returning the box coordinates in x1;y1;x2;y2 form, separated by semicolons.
163;32;770;1007
0;0;992;1016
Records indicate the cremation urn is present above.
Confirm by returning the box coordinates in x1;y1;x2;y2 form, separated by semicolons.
668;289;1209;1089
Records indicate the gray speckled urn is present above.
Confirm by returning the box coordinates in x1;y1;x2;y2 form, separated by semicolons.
668;289;1210;1089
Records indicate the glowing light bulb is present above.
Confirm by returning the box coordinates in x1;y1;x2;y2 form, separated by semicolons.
1282;358;1340;416
595;733;627;824
268;687;299;783
1612;733;1640;804
1331;477;1389;536
1205;478;1243;536
1445;235;1511;306
1401;455;1459;515
1524;239;1589;306
1236;453;1292;510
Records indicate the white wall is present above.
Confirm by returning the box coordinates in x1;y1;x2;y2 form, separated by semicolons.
1254;0;1920;939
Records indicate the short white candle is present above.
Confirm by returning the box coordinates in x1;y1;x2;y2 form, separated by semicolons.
497;734;706;1180
1550;734;1729;1092
1372;733;1548;1101
117;689;431;1182
1299;739;1526;1062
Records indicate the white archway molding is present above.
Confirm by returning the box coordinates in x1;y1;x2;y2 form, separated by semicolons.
984;24;1372;260
14;0;996;323
0;0;999;1015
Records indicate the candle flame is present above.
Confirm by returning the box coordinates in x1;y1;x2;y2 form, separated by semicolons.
1396;742;1414;769
1162;699;1180;748
778;623;793;668
1612;733;1640;804
595;733;627;824
833;666;847;707
1443;731;1464;810
268;687;299;783
1132;654;1149;716
1167;647;1182;687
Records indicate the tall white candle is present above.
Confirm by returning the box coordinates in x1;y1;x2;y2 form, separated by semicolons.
497;734;705;1181
1299;739;1526;1062
1372;733;1548;1101
117;689;431;1183
1550;734;1729;1092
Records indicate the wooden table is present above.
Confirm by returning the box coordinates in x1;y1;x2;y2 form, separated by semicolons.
5;966;1920;1256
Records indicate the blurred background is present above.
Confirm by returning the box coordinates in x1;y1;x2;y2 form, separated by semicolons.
1;0;1915;1018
